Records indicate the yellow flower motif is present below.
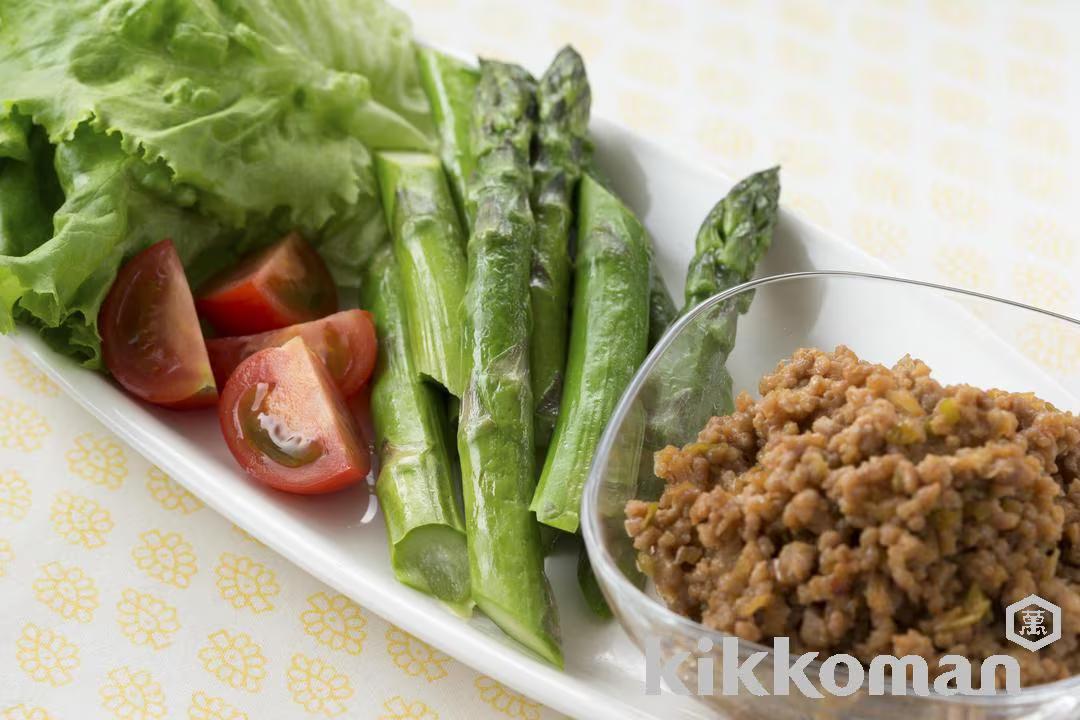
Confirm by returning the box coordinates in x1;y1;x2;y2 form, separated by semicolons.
33;562;99;622
1019;321;1080;374
856;165;910;208
117;588;180;650
67;432;127;489
215;553;278;613
0;397;50;452
1;705;55;720
696;117;753;164
1012;161;1067;204
1008;57;1062;100
100;666;165;720
625;0;680;33
301;591;366;655
385;626;449;682
934;246;992;291
851;213;908;263
379;697;438;720
930;0;982;26
779;0;832;33
0;469;31;519
1010;114;1070;157
146;466;203;514
1018;216;1074;263
0;538;12;576
851;11;906;54
855;65;910;105
618;44;677;89
931;183;987;227
776;40;827;76
932;137;989;180
1013;264;1072;313
778;91;833;133
933;41;986;83
773;137;828;178
132;530;197;588
695;65;751;105
475;676;540;720
931;85;985;127
286;653;354;718
616;89;666;136
852;108;909;153
1010;15;1065;58
50;492;114;548
4;350;59;397
188;692;247;720
15;623;79;686
198;630;267;693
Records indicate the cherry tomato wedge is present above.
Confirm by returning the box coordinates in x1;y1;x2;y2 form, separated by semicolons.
99;238;217;409
196;232;337;335
205;310;376;396
219;336;369;494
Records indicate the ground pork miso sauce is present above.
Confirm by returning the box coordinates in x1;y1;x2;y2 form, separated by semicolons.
625;345;1080;687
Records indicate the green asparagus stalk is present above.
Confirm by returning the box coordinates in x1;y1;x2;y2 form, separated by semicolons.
375;151;468;397
683;167;780;311
531;174;651;533
647;261;678;348
458;60;561;666
416;47;478;224
646;167;781;448
530;46;591;450
362;245;470;613
577;543;613;619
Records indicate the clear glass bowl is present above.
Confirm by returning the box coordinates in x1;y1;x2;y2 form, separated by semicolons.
582;272;1080;720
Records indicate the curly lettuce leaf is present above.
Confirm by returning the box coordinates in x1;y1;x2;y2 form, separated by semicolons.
0;0;429;365
0;124;235;365
0;0;432;229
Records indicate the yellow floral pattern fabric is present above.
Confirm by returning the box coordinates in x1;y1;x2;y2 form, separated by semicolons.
215;552;279;613
100;666;166;720
4;2;1079;718
132;529;198;588
198;630;268;693
33;562;99;623
66;432;127;490
116;588;181;649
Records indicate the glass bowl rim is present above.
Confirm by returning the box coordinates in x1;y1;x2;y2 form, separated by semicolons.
580;270;1080;703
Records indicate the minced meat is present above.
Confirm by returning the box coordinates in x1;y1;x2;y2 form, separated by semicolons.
626;346;1080;686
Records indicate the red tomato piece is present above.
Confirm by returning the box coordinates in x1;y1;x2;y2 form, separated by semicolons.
218;336;369;494
206;310;376;395
99;239;217;409
196;232;337;335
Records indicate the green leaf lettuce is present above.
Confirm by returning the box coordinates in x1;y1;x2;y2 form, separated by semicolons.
0;0;433;365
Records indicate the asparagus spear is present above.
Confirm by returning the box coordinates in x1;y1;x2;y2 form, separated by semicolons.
577;542;613;619
531;174;651;533
530;46;591;450
458;60;561;666
683;167;780;311
375;151;468;397
416;47;478;224
362;246;470;612
647;261;678;348
646;168;781;447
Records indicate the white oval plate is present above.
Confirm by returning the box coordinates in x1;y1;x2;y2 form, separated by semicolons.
14;115;887;720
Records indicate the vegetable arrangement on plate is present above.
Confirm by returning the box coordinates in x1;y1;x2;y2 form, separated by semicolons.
0;0;781;666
